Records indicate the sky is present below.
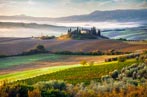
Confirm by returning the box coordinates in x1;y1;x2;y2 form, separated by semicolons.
0;0;147;17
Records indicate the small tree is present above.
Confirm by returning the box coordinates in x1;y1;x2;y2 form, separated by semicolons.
36;45;46;51
110;70;119;79
118;56;126;62
89;61;94;67
80;60;87;66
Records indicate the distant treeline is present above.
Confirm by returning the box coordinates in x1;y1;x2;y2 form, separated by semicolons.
0;44;133;58
105;53;142;62
54;50;131;56
0;55;8;58
0;48;131;59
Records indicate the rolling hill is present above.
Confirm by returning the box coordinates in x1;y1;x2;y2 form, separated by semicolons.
0;38;147;55
0;9;147;22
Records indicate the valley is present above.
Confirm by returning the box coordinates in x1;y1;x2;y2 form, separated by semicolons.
0;5;147;96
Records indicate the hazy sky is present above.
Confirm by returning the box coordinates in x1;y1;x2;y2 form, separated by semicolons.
0;0;147;17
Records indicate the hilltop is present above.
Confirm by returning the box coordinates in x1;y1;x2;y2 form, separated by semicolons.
59;27;108;40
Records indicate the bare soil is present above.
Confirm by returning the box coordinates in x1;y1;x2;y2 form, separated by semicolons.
0;38;147;55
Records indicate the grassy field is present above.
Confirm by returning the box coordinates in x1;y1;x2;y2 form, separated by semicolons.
0;53;120;76
0;64;81;85
18;59;137;85
0;54;63;69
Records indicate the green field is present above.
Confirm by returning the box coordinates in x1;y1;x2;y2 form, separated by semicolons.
0;53;137;85
0;64;81;84
0;54;63;69
19;59;136;85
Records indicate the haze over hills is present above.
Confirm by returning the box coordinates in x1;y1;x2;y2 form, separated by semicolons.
58;9;147;22
0;9;147;40
0;9;147;23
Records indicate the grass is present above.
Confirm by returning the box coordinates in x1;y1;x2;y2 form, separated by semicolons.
19;59;137;85
0;64;81;84
0;54;63;69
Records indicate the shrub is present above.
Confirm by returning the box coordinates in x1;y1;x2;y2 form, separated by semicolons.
110;70;119;79
22;45;47;55
105;58;112;62
89;61;94;67
41;89;69;97
28;89;41;97
36;45;46;52
34;80;67;91
0;83;33;97
80;60;87;66
118;56;126;62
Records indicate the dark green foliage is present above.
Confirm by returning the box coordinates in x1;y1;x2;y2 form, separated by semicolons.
35;81;66;91
117;38;127;41
0;55;7;58
21;45;47;55
118;56;126;62
55;51;103;56
33;81;69;97
41;89;69;97
0;83;33;97
104;62;147;85
66;27;108;40
40;36;55;40
36;45;46;52
55;50;129;56
105;53;139;62
110;70;119;79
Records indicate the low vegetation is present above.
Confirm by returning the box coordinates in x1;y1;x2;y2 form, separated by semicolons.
0;60;147;97
39;35;56;40
105;53;140;62
0;55;7;58
21;45;47;55
18;59;136;85
55;49;130;56
0;54;63;69
0;65;80;85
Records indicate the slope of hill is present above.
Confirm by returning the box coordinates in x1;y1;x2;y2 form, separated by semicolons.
0;22;67;29
59;9;147;22
0;38;147;55
0;9;147;22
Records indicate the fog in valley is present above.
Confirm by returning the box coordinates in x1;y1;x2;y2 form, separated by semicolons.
0;20;146;40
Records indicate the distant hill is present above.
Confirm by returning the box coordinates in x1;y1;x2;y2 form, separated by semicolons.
58;9;147;22
0;22;67;29
0;9;147;22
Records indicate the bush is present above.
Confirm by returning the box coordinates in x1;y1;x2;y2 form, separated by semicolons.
41;89;69;97
118;56;126;62
80;60;87;66
22;45;47;55
110;70;119;79
89;61;94;67
0;83;33;97
28;89;41;97
36;45;46;52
